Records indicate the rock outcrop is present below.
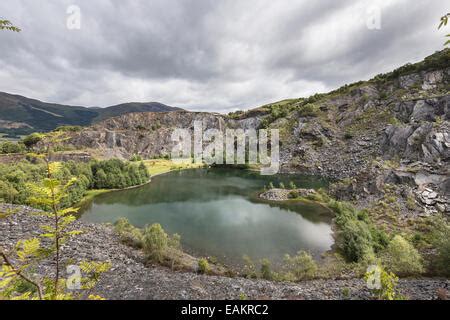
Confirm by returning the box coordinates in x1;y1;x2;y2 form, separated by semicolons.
66;111;263;160
260;188;316;201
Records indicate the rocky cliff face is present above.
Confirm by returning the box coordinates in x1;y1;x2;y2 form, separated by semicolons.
67;111;262;159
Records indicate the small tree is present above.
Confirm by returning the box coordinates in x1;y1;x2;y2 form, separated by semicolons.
364;265;404;300
143;223;168;263
0;133;110;300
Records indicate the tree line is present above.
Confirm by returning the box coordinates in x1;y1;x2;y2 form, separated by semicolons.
0;158;150;208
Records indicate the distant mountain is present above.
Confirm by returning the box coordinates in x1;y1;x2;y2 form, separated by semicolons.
93;102;181;122
0;92;182;135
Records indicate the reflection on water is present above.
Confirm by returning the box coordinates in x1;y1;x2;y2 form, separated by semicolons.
80;169;334;266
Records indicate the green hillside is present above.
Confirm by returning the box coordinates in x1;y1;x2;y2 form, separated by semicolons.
0;92;182;136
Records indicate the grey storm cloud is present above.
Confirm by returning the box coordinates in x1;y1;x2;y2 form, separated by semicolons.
0;0;447;113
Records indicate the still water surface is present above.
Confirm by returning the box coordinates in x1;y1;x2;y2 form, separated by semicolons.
81;169;334;266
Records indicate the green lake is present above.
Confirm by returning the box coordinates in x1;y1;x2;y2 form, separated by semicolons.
80;169;334;266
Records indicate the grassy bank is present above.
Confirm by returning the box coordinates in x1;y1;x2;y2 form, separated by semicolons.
75;189;112;207
143;159;205;176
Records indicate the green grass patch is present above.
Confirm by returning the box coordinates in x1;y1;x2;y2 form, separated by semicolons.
143;159;204;176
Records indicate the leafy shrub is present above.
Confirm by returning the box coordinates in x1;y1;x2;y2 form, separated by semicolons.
433;237;450;277
114;218;143;248
242;255;258;279
339;219;374;262
298;103;320;117
364;265;404;300
324;197;389;263
198;258;210;274
0;141;25;154
289;181;297;189
21;133;43;148
258;102;296;128
239;293;248;300
283;251;318;280
143;223;168;263
53;125;82;132
168;233;181;250
429;216;450;276
341;287;351;299
288;190;299;199
0;180;19;203
303;93;326;104
279;182;285;189
380;235;423;276
130;154;142;162
260;258;273;280
369;226;390;253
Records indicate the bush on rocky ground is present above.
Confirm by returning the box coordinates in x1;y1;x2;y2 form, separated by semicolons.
143;223;169;263
114;218;143;248
380;235;424;276
198;258;210;274
115;220;189;270
364;265;405;300
428;215;450;276
328;199;389;263
0;141;26;154
260;259;274;280
283;251;318;281
242;255;258;279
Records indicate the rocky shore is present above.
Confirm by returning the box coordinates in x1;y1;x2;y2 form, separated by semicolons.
259;188;316;201
1;204;448;300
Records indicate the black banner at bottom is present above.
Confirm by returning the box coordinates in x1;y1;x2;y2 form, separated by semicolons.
1;300;447;319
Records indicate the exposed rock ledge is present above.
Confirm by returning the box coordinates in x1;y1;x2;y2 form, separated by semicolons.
259;188;316;201
0;204;448;300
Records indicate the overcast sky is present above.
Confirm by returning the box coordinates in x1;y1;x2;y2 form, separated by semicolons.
0;0;447;113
